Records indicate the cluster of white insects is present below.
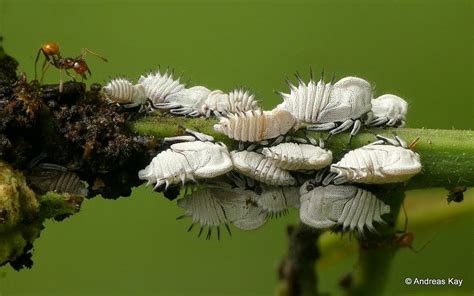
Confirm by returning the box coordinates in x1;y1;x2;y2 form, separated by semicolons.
109;67;420;239
103;68;260;116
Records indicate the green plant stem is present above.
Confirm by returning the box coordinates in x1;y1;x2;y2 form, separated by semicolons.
133;114;474;190
278;224;321;296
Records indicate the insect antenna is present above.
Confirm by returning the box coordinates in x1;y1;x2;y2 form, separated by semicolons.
408;136;421;150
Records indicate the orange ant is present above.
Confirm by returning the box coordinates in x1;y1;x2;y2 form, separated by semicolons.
34;42;107;92
394;202;432;253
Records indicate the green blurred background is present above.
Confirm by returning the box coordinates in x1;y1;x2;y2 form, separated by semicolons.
0;0;472;295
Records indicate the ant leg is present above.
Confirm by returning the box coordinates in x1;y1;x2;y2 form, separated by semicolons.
34;49;43;81
64;69;76;81
80;48;108;62
396;201;408;234
40;60;51;83
59;69;64;93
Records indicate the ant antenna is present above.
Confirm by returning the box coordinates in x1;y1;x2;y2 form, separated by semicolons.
408;136;421;150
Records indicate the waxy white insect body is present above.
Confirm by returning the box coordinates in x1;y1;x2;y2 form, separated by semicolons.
138;69;185;104
157;88;260;117
255;186;300;216
177;187;267;238
261;142;333;170
138;141;233;189
328;135;422;184
231;151;296;186
156;86;212;117
299;183;390;233
370;94;408;127
103;78;148;108
214;109;297;142
278;75;373;137
27;164;88;196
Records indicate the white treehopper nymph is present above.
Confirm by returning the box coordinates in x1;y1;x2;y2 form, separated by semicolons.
103;77;148;108
231;150;297;186
214;109;297;142
369;94;408;127
255;186;300;217
278;73;373;140
299;182;391;234
261;142;333;170
138;141;233;189
177;187;268;239
327;135;422;185
200;88;260;117
155;87;260;117
137;69;185;104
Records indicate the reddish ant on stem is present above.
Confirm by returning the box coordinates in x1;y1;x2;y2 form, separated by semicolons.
34;42;107;92
395;203;433;253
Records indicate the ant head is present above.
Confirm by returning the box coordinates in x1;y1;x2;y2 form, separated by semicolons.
41;42;60;56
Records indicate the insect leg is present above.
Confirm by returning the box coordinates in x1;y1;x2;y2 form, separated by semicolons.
375;134;399;146
369;117;389;127
34;48;43;81
394;135;408;148
38;163;68;172
59;69;64;93
162;136;196;144
289;136;307;144
348;120;362;144
27;153;48;169
306;122;337;131
40;60;51;84
246;143;257;151
184;128;214;142
270;135;285;146
328;119;354;136
321;173;337;185
153;102;184;109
